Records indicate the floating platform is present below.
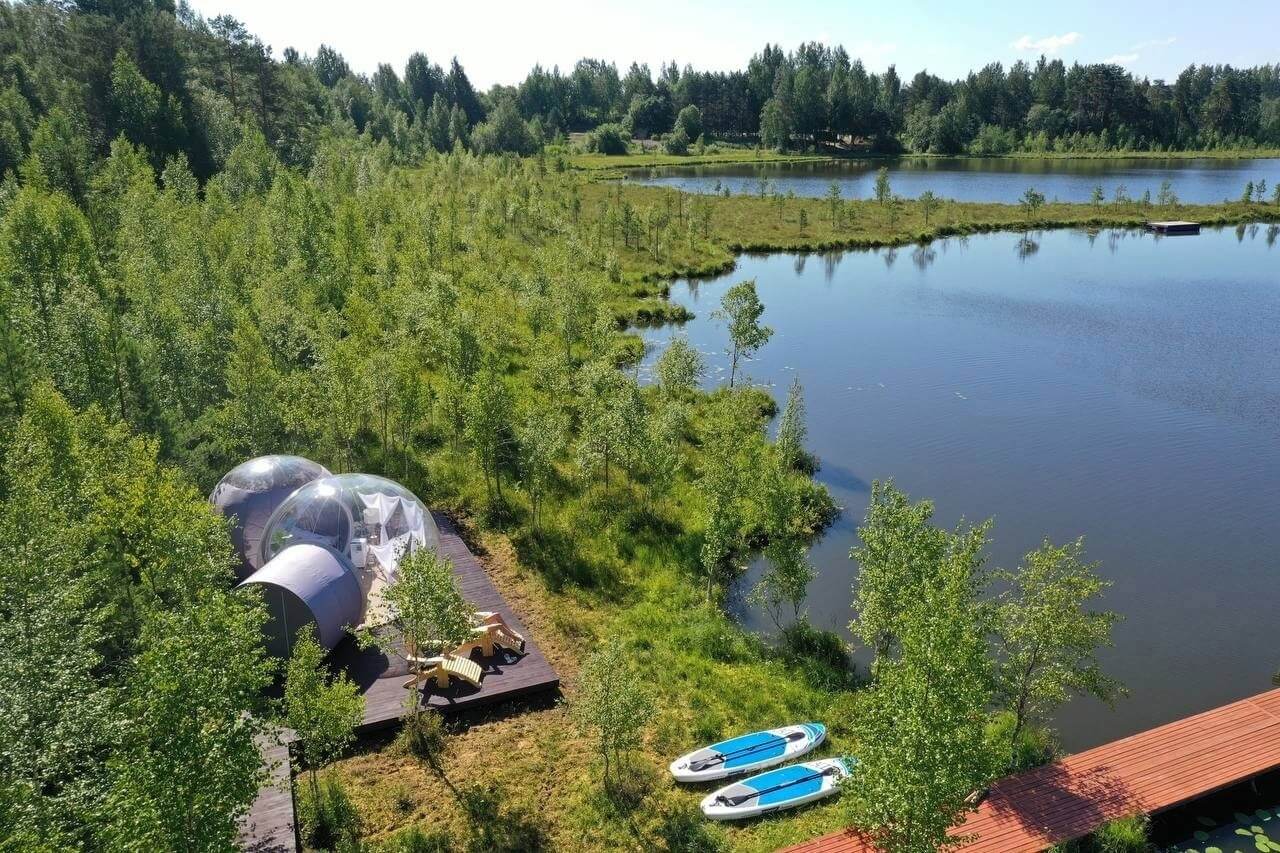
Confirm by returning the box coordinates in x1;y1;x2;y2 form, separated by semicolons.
1146;220;1200;235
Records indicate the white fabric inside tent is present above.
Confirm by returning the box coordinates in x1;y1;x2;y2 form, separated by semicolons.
358;490;428;581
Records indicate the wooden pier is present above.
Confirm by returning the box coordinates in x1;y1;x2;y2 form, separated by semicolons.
784;688;1280;853
1146;220;1201;234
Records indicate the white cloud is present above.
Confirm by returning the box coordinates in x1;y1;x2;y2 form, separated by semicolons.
1129;36;1176;51
1102;53;1140;65
1011;32;1082;54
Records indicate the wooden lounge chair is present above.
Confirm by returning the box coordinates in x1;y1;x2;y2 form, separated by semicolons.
402;652;483;690
453;611;526;658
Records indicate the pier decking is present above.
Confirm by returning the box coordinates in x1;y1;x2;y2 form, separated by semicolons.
784;688;1280;853
1146;220;1201;234
239;513;560;851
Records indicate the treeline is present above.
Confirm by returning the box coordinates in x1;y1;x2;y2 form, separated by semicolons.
0;0;539;189
4;1;1280;184
513;46;1280;154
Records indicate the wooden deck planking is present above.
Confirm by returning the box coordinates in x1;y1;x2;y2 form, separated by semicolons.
783;688;1280;853
241;514;559;849
239;733;297;852
327;513;560;730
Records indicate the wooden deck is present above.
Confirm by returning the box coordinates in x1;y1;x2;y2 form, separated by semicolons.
330;513;560;730
240;733;297;852
784;688;1280;853
239;514;560;850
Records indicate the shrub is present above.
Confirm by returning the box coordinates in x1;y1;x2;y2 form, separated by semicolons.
586;123;628;155
297;773;361;851
985;710;1059;772
663;127;690;155
399;707;447;765
1093;814;1151;852
674;105;704;142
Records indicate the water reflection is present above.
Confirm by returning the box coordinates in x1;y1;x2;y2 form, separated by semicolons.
640;224;1280;752
628;156;1280;204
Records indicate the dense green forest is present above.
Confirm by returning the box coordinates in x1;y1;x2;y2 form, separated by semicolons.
4;0;1280;185
0;2;1274;852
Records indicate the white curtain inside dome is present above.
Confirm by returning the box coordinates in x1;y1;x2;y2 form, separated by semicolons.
357;491;427;580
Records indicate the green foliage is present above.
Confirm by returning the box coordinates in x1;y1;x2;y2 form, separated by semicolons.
654;335;706;398
874;167;891;205
696;390;765;602
573;638;656;787
850;482;956;668
917;190;940;225
842;482;997;853
398;707;448;765
471;99;539;156
774;375;810;472
712;279;773;388
674;105;704;143
297;773;363;852
760;98;791;151
1020;186;1047;220
284;626;364;796
378;548;476;662
993;538;1122;769
663;126;691;155
1092;814;1152;853
984;711;1059;773
0;384;273;849
585;123;629;155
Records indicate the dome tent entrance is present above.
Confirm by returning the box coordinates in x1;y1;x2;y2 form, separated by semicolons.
238;543;362;657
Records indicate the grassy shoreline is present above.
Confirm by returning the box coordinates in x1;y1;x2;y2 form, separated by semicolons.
333;171;1280;852
579;182;1280;320
569;147;1280;179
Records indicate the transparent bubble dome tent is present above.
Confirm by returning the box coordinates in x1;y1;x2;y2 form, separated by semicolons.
259;473;439;581
209;455;333;581
211;458;438;657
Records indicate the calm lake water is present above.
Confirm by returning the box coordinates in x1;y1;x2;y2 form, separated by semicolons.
625;157;1280;204
639;223;1280;751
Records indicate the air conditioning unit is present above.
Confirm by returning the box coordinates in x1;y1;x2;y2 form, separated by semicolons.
349;537;369;568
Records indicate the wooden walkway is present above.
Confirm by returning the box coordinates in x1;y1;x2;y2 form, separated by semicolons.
785;688;1280;853
239;733;297;852
240;513;560;850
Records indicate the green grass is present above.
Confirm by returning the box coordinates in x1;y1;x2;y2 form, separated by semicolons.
579;180;1280;296
333;163;1280;852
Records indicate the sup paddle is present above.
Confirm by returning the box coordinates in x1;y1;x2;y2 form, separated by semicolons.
689;730;807;772
716;765;839;807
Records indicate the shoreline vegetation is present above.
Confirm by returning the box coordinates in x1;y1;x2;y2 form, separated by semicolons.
3;4;1277;852
563;177;1280;326
568;147;1280;175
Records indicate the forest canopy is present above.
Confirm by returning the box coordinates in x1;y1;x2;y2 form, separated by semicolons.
2;0;1279;184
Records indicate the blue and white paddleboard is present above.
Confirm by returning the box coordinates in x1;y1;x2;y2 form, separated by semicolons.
700;757;853;821
669;723;826;783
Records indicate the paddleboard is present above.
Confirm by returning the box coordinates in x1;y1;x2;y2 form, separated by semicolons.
700;757;853;821
669;722;826;783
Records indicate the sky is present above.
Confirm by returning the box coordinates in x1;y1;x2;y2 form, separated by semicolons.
184;0;1280;89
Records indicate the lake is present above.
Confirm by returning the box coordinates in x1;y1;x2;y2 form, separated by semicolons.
624;157;1280;205
639;223;1280;751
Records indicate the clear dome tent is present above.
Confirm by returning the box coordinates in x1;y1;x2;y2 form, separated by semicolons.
260;473;439;579
209;455;332;581
238;543;362;656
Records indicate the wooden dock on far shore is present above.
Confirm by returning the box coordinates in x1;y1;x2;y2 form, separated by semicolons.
1146;220;1201;234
